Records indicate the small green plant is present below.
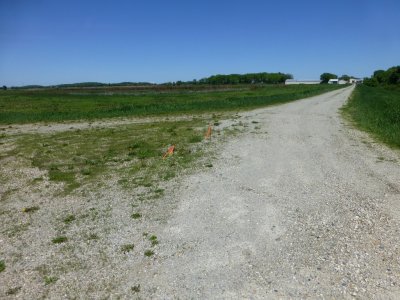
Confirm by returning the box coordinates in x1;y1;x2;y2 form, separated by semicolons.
131;284;141;293
121;244;134;253
22;206;39;213
144;250;154;257
0;260;5;272
52;236;68;244
131;213;142;219
149;235;159;246
63;214;76;224
205;163;213;168
44;276;58;285
251;121;259;124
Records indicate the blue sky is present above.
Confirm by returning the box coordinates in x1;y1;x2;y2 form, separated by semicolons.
0;0;399;86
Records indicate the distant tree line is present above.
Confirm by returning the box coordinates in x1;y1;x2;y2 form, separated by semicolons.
170;72;293;85
6;72;293;89
363;66;400;86
9;82;153;89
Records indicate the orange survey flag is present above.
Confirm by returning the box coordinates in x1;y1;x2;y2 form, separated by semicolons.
162;145;175;159
205;124;212;139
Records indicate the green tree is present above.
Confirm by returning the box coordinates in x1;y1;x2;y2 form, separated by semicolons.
320;73;338;84
339;75;351;81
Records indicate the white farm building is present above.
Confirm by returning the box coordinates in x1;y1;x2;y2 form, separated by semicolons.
285;79;321;85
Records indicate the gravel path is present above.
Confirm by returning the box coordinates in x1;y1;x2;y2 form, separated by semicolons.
137;86;400;298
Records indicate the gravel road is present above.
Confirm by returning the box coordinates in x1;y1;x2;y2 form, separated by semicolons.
137;86;400;298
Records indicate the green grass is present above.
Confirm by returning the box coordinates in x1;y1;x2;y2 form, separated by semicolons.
144;249;154;257
0;260;5;272
342;85;400;148
63;214;76;224
0;85;344;124
52;236;68;244
44;276;58;285
131;213;142;219
7;119;210;194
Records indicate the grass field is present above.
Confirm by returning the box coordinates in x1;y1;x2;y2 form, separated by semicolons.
342;85;400;148
0;84;344;124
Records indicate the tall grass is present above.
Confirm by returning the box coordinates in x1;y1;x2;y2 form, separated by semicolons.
0;85;343;124
342;85;400;148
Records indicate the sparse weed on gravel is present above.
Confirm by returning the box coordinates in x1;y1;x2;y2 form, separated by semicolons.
131;213;142;219
44;276;58;285
63;214;76;224
52;236;68;244
0;260;5;272
144;250;154;257
22;206;39;213
121;244;134;253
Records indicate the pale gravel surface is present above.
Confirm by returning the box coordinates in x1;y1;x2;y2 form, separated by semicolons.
136;86;400;298
1;86;400;299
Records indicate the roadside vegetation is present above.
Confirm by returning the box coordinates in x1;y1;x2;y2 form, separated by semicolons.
0;84;343;124
343;66;400;148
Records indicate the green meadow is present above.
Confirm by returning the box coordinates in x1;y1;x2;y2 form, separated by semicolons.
0;84;343;124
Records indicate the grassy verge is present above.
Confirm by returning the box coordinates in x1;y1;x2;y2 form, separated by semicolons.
5;117;218;194
342;85;400;148
0;84;344;124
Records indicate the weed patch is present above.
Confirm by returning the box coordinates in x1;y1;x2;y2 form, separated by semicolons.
121;244;134;253
131;213;142;219
22;206;39;213
52;236;68;244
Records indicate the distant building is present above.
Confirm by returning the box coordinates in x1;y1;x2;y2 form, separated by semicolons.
328;79;339;84
285;79;321;85
349;78;363;84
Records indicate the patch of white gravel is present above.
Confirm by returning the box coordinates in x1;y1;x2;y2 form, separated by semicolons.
1;86;400;299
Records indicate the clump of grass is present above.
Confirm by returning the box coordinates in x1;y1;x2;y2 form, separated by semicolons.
121;244;134;253
144;250;154;257
131;213;142;219
52;236;68;244
131;284;141;293
251;121;259;124
22;206;39;213
63;214;75;224
44;276;58;285
205;163;213;168
149;235;159;246
0;260;5;272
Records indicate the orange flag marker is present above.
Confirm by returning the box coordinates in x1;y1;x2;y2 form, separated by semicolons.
163;145;175;159
205;124;212;140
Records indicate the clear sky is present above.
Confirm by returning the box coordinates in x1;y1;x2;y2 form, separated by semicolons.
0;0;399;86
